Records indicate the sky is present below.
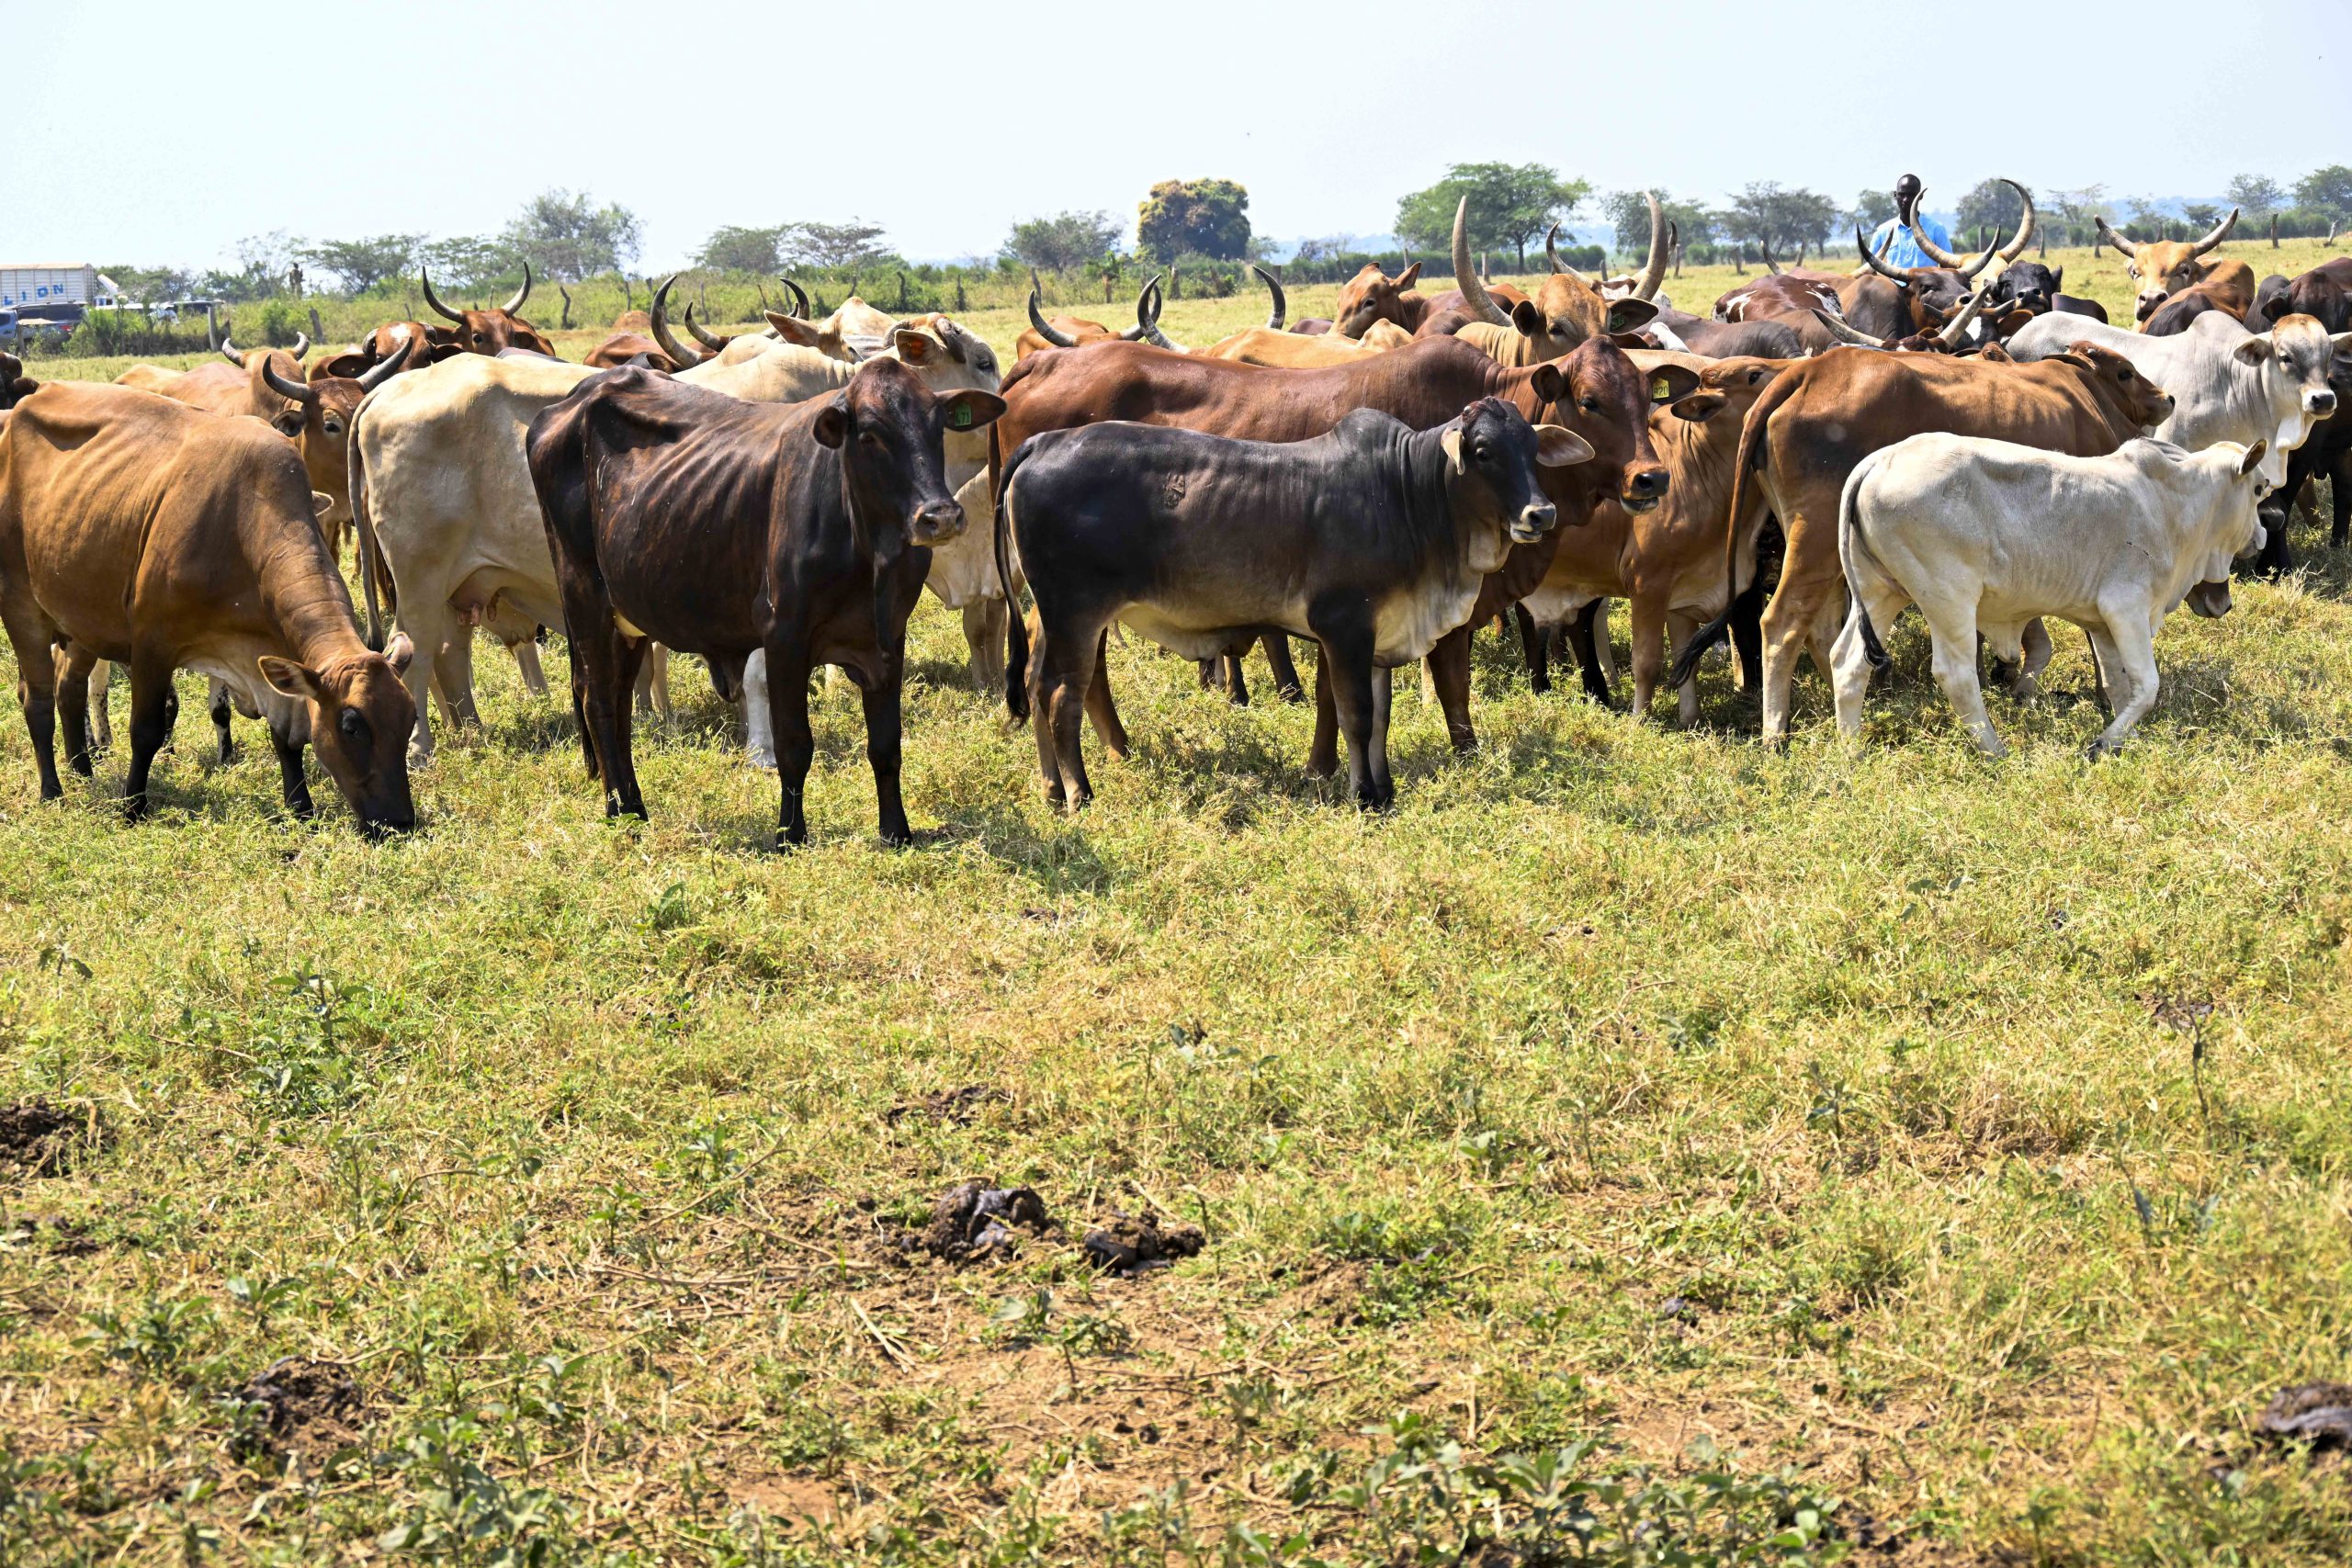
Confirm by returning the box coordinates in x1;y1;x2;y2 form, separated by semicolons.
7;0;2348;273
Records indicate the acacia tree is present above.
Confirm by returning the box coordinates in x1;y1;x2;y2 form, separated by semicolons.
1956;179;2029;243
2226;174;2287;217
2297;164;2352;220
1600;190;1709;260
781;221;892;269
1004;211;1123;273
1396;164;1587;270
503;189;643;281
696;225;788;273
1136;179;1251;262
297;234;424;294
1716;184;1837;260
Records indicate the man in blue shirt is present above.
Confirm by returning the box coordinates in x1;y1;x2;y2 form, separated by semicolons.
1867;174;1956;269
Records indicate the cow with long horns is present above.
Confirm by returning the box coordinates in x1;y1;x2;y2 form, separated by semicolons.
2095;209;2252;326
1018;275;1167;362
420;263;556;356
1445;195;1666;365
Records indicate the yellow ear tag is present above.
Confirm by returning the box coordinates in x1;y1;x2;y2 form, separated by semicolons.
1650;376;1672;402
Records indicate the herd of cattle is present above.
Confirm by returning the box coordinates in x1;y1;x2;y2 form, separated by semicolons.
0;182;2346;842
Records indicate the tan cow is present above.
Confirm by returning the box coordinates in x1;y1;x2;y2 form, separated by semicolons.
0;382;417;830
2095;209;2253;325
1200;320;1413;367
1447;195;1667;365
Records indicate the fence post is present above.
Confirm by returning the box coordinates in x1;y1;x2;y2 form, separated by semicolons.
955;278;967;313
309;305;324;344
205;301;218;351
1170;265;1181;300
2271;213;2280;248
897;271;909;311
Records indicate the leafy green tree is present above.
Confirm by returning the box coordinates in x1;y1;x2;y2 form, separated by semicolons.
297;234;423;294
1396;164;1587;270
781;221;892;270
418;236;512;291
1137;179;1252;263
1599;190;1710;258
1717;184;1837;259
695;225;788;273
1851;188;1898;230
1004;211;1124;274
1956;179;2029;243
502;189;643;281
104;265;195;303
2295;164;2352;220
2226;174;2286;216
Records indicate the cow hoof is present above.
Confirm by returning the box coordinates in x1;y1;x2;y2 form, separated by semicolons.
746;749;778;772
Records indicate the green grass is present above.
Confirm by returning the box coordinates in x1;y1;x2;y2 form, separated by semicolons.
6;243;2352;1565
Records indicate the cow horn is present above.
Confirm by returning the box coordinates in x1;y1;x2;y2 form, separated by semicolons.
260;355;318;407
1028;277;1080;348
1252;264;1286;331
1936;287;1994;348
2190;206;2239;257
355;333;413;391
1631;191;1668;301
778;276;811;319
684;302;727;350
1997;180;2038;262
288;332;310;361
2095;216;2138;259
1545;221;1566;274
419;269;466;324
1908;220;1972;270
220;339;247;367
1453;197;1512;326
1857;227;1912;282
1136;276;1186;351
1760;235;1782;276
1811;309;1886;348
501;261;532;316
650;275;707;367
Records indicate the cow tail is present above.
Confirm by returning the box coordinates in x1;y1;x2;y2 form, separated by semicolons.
1838;451;1891;670
349;411;389;651
995;425;1033;723
1668;374;1784;689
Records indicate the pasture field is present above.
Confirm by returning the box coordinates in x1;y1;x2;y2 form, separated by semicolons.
6;244;2352;1566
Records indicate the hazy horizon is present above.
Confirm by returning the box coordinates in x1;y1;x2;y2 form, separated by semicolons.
9;0;2347;274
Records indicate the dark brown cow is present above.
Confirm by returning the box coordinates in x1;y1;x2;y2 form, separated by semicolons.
1668;344;2177;739
986;333;1699;755
2259;256;2352;333
527;359;1004;846
421;263;556;355
2143;281;2249;337
0;382;417;829
1;352;36;410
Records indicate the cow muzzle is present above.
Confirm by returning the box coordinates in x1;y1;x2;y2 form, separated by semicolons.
910;501;967;545
2185;580;2232;618
1620;467;1668;513
2306;389;2337;417
1510;502;1559;543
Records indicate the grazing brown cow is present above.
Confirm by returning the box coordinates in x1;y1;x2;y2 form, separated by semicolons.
985;333;1699;756
0;383;417;829
1668;344;2177;740
527;359;1004;846
1442;196;1665;363
2095;209;2253;325
421;263;556;355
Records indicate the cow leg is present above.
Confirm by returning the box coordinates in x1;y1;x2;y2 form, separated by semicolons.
5;606;63;801
1425;626;1477;753
1223;651;1250;707
1261;634;1306;704
55;645;96;777
85;659;112;754
1515;604;1552;694
2330;455;2351;549
1591;604;1619;691
394;603;453;765
562;592;643;818
1922;614;2003;759
1307;659;1340;779
511;634;550;698
1030;614;1099;809
1666;611;1702;727
1082;629;1129;760
1567;601;1611;706
209;678;236;763
1196;658;1218;693
764;638;816;845
741;649;777;770
1366;663;1395;807
861;643;912;848
2086;617;2160;758
1756;586;1816;745
435;624;483;729
269;724;315;820
2007;618;2055;702
1728;580;1766;694
634;644;672;720
962;599;1007;694
1830;571;1909;739
1627;596;1669;721
1317;628;1382;808
121;648;176;820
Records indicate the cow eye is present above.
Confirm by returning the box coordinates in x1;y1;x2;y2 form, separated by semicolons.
323;419;343;437
1578;396;1600;413
337;708;371;747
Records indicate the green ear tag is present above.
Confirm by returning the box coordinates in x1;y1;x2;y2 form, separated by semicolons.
949;405;972;429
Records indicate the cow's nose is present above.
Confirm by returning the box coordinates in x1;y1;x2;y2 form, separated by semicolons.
911;501;965;542
1517;502;1558;537
2310;389;2337;415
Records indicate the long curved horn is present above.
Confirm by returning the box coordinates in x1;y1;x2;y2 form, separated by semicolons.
1760;235;1781;276
1997;180;2038;262
1936;286;1994;348
1453;197;1512;326
220;339;247;367
1631;191;1668;300
1545;220;1566;274
1116;277;1159;343
355;333;414;391
2190;206;2240;257
260;356;318;407
684;303;726;350
1857;227;1912;282
419;269;466;324
1811;309;1886;348
1136;277;1185;352
779;276;811;319
1252;264;1286;330
650;275;707;367
2095;216;2138;259
1908;220;1972;271
1027;277;1080;348
501;261;532;315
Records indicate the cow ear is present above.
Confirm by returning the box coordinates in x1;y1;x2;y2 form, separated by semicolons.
2240;440;2268;477
812;396;850;448
311;491;334;519
766;313;825;348
2332;330;2352;362
892;329;934;365
257;656;322;700
2262;295;2293;323
384;632;415;674
1647;364;1702;404
1529;364;1566;406
938;390;1005;433
1605;299;1659;334
1510;299;1545;339
2233;334;2270;366
2049;266;2063;288
1668;391;1727;423
1532;423;1594;466
1395;262;1421;289
1440;427;1465;473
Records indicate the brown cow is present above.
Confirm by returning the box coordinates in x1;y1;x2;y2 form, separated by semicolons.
986;333;1699;757
1;352;36;410
1442;195;1665;364
421;263;556;355
1017;276;1161;361
2095;209;2252;324
0;382;417;829
1668;344;2177;739
586;276;695;369
2258;256;2352;333
315;321;458;382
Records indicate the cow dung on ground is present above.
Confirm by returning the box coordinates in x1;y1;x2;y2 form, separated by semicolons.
0;1100;81;1174
2257;1382;2352;1449
1082;1212;1206;1277
230;1358;368;1460
914;1180;1053;1263
884;1086;1007;1126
